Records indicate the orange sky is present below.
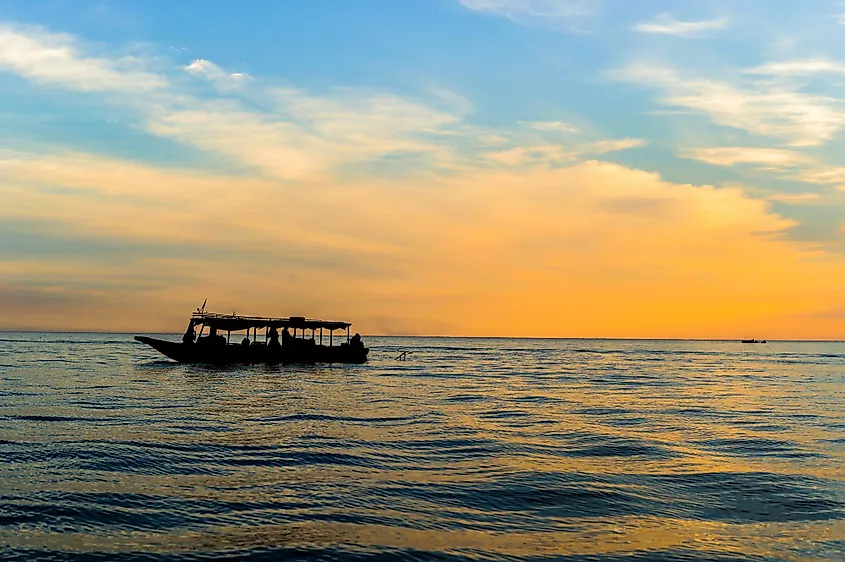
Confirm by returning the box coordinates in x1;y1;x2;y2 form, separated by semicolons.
2;152;844;338
2;12;845;338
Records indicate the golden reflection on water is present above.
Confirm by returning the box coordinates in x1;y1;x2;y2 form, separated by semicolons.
4;519;844;559
1;335;844;559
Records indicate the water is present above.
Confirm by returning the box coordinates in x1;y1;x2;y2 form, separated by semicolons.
1;334;844;561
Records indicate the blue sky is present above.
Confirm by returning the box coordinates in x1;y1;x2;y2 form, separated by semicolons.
2;0;845;336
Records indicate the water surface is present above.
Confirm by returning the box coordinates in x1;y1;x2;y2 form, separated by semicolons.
1;334;844;560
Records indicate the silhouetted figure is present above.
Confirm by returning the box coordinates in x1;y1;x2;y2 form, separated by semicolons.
282;327;293;346
182;325;196;344
204;327;224;347
241;336;250;348
268;327;281;348
350;333;363;348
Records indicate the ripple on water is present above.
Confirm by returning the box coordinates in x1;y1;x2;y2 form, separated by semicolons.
0;335;843;561
696;437;824;459
643;471;845;523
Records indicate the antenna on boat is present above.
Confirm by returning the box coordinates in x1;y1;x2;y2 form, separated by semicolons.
197;298;207;314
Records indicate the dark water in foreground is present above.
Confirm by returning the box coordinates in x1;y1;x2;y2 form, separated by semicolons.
1;334;844;561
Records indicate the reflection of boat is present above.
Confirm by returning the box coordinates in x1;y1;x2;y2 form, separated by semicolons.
741;339;767;344
135;311;368;365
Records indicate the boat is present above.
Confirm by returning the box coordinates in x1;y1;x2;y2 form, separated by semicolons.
741;339;767;344
135;310;368;365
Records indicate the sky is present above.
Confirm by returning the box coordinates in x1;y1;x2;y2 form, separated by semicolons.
1;0;845;338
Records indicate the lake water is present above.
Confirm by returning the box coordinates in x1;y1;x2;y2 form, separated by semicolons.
1;334;844;561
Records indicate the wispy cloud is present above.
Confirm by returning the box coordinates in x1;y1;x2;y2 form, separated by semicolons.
0;23;166;92
788;166;845;185
184;59;250;91
484;138;644;165
613;63;845;146
681;148;845;206
477;134;508;144
746;59;845;76
634;13;729;37
680;147;811;168
586;138;646;153
3;20;657;185
3;23;667;183
0;24;473;180
519;120;581;133
146;90;463;180
458;0;595;29
768;192;821;204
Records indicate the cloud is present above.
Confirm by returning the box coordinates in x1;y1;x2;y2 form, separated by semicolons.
519;120;581;133
788;166;845;185
0;151;405;258
585;138;645;153
682;149;845;203
458;0;595;29
680;147;811;168
184;58;250;91
477;134;508;144
485;145;571;165
0;23;467;179
746;59;845;76
0;23;166;92
613;63;845;146
146;103;332;180
768;193;821;204
146;89;463;180
484;138;643;165
634;13;729;37
7;150;845;338
4;22;845;337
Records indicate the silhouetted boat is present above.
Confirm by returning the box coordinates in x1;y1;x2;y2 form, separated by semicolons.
741;339;767;344
135;311;368;365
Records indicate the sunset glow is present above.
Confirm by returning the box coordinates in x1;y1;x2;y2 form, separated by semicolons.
2;1;845;338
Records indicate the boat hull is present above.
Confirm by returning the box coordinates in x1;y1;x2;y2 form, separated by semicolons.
134;336;368;365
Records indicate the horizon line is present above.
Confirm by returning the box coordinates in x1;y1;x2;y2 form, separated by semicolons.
0;329;842;343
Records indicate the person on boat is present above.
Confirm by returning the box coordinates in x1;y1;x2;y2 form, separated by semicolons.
268;327;281;348
350;333;363;348
204;327;225;347
282;327;293;346
241;336;250;348
182;325;196;345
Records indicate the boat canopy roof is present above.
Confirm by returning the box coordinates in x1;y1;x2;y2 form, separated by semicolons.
191;312;351;332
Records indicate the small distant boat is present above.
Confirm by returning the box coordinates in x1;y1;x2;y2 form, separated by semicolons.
135;310;368;365
741;339;767;344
